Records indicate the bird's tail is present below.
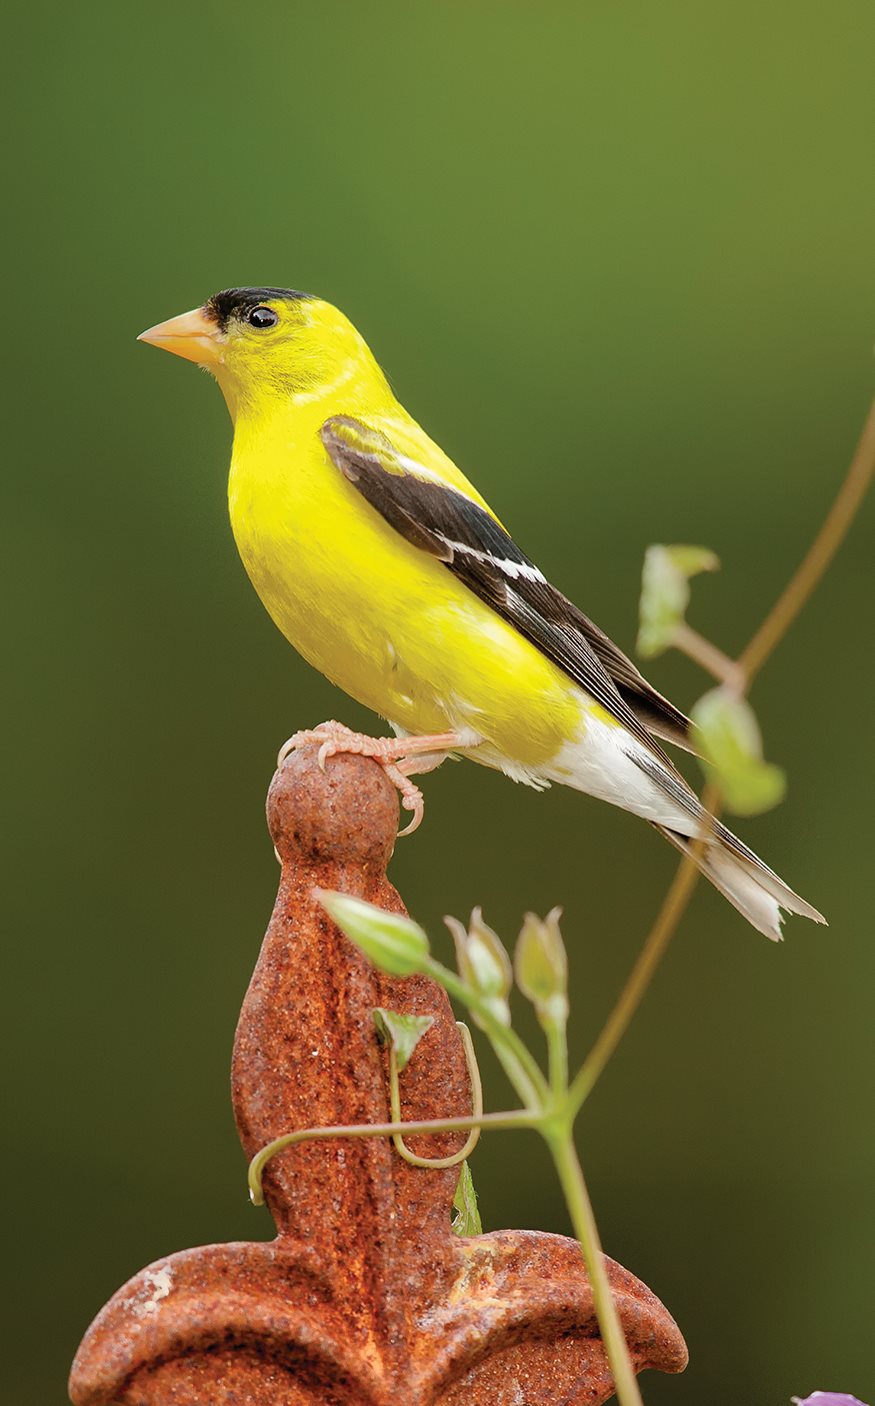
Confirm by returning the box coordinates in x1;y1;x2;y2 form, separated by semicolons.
654;821;826;941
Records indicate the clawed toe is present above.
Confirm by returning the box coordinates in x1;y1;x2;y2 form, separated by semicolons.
396;782;425;837
276;723;466;838
277;721;347;771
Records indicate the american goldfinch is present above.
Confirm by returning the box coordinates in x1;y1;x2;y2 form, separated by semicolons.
139;288;824;940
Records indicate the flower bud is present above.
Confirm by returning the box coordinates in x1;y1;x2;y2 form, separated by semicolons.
445;909;512;1026
792;1396;870;1406
316;890;429;976
515;907;568;1027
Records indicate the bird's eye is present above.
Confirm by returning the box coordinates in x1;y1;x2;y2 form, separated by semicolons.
247;305;279;329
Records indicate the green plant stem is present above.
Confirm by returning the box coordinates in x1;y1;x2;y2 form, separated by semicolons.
547;1129;643;1406
248;1108;538;1205
426;958;549;1109
546;1017;569;1100
388;1022;483;1169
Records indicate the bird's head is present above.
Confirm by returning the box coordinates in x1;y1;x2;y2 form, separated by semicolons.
138;288;385;418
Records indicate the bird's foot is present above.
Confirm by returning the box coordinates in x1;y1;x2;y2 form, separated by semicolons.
277;722;466;836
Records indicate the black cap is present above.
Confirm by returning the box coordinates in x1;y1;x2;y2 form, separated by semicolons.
205;287;313;329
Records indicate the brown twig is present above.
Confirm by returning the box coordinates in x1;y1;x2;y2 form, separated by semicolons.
579;393;875;1100
568;787;719;1114
739;395;875;684
671;622;746;693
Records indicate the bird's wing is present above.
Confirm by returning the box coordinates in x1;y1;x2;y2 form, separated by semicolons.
565;611;695;752
320;415;693;758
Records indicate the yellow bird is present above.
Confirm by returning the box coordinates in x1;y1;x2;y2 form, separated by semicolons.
139;287;824;940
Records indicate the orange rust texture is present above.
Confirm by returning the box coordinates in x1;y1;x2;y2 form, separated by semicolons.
70;749;687;1405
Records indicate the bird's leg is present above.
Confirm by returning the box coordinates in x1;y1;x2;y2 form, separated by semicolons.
394;749;452;778
387;748;459;834
277;722;470;836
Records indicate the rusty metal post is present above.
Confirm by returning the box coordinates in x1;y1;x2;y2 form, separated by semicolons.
70;750;687;1405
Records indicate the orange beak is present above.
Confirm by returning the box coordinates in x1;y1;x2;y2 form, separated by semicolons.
137;306;223;368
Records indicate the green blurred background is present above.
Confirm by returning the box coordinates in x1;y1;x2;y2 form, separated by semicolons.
4;2;873;1401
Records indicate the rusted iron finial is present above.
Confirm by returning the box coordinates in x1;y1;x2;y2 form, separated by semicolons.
70;749;687;1405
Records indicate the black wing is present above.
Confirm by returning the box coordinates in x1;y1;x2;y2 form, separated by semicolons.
320;415;693;758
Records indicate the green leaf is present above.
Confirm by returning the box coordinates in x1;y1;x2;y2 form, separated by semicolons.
637;544;719;657
451;1160;482;1236
316;890;430;976
691;688;787;816
372;1007;434;1072
514;907;569;1027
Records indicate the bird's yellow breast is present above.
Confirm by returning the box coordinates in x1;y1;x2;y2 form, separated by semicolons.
227;391;584;771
